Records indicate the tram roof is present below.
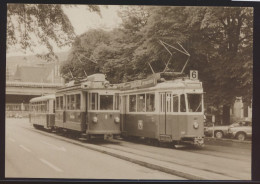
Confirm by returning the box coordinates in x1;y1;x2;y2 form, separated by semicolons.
29;94;55;103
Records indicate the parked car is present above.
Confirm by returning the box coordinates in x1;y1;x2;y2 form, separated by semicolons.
204;122;243;139
227;121;252;141
204;123;230;138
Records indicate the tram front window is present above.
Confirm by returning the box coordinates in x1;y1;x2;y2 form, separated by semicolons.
100;95;113;110
187;94;202;112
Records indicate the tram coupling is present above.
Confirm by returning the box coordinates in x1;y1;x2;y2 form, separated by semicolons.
193;137;205;147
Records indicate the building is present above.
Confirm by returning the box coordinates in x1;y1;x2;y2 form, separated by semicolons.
230;97;252;122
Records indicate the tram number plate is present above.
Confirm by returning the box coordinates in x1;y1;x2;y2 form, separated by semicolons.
138;120;143;130
190;70;198;80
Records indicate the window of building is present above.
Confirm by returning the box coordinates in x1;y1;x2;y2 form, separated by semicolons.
129;95;136;112
100;95;113;110
173;95;179;112
146;93;155;112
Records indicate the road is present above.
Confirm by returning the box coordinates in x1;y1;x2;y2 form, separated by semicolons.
5;118;184;180
5;118;251;180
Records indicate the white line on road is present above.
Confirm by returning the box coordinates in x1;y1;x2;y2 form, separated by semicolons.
40;140;66;152
19;145;32;153
39;158;63;172
8;138;16;142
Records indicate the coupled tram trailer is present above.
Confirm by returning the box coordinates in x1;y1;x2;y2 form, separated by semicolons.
29;74;121;140
29;94;55;130
118;71;205;147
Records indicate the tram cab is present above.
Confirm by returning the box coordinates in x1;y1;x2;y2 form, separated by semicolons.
119;72;205;147
55;74;120;139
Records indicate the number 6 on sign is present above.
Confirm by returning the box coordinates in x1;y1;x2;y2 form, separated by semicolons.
190;70;198;80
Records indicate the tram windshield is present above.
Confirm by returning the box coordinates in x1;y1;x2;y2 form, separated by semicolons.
187;94;203;112
100;95;113;110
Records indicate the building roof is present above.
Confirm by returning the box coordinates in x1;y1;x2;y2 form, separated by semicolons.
13;66;51;83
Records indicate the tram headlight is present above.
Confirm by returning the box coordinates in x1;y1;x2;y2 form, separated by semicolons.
92;116;98;123
193;122;199;129
114;117;120;123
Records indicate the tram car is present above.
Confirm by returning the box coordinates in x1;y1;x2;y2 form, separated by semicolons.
118;72;205;147
29;94;55;130
55;73;121;140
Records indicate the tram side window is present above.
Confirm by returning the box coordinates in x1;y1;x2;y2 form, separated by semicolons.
172;95;179;112
71;95;75;110
60;97;63;110
89;93;98;110
115;93;119;110
56;97;60;110
67;95;71;110
166;93;172;113
180;94;186;112
146;93;155;112
76;94;81;110
100;95;113;110
137;94;145;112
129;95;136;112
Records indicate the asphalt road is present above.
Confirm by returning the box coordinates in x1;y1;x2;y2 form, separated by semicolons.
5;118;184;180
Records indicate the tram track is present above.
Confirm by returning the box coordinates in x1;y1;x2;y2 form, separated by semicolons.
23;125;250;180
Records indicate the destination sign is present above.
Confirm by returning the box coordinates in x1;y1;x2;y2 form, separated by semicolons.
118;77;157;90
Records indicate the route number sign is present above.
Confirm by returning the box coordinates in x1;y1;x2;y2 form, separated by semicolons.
190;70;198;80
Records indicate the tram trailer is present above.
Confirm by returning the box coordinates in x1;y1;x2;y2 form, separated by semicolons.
29;94;55;130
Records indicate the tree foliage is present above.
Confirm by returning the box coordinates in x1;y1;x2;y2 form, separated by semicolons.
7;4;100;60
60;6;253;108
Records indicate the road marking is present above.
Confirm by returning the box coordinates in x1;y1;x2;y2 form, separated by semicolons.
8;138;15;142
39;158;63;172
40;140;66;152
19;145;32;153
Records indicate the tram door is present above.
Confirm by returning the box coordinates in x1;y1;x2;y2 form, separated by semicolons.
159;92;172;135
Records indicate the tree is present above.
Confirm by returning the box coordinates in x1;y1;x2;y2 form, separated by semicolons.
7;4;100;60
60;6;253;111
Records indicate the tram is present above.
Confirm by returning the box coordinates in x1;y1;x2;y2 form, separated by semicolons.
118;72;205;147
54;73;121;140
29;94;55;130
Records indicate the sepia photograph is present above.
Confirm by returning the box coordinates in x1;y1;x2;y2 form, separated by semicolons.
4;3;253;181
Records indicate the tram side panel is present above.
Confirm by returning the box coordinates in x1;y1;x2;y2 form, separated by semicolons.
55;110;64;128
87;111;120;135
64;110;86;132
123;114;159;139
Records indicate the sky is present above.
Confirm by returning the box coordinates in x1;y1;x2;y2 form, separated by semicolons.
6;5;122;57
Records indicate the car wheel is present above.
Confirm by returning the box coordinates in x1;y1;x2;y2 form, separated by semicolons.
215;131;224;139
236;132;246;141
